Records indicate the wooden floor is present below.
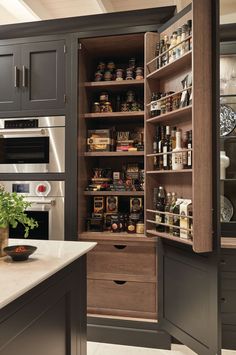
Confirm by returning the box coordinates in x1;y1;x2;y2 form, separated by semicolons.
87;342;236;355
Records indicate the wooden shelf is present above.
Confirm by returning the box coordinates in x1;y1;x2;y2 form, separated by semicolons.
84;190;144;196
146;105;192;124
84;80;144;90
83;111;144;119
146;50;192;80
146;229;193;246
146;169;192;174
80;231;154;243
84;151;144;157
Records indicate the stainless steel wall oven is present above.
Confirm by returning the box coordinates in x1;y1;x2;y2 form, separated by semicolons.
1;181;64;240
0;116;65;173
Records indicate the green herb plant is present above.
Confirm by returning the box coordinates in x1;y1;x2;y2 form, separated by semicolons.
0;184;38;237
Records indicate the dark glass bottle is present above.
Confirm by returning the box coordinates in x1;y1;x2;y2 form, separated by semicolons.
158;126;165;170
150;92;157;117
173;199;183;237
164;192;172;233
155;42;160;70
155;186;166;232
169;192;177;235
182;131;188;169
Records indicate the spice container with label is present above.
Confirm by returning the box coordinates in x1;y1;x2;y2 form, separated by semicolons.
127;218;136;233
136;221;144;234
116;68;124;81
126;68;134;80
135;67;144;80
92;102;101;113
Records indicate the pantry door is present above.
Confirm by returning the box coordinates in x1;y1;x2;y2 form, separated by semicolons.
156;0;221;354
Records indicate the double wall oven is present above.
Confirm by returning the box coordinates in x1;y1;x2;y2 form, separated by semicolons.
0;116;65;173
1;181;64;241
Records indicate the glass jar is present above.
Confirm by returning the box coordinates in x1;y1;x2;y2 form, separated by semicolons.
92;102;101;113
104;101;113;112
136;221;144;234
161;98;167;115
116;68;124;81
94;71;103;82
135;67;144;80
104;71;112;81
127;218;136;233
126;67;134;80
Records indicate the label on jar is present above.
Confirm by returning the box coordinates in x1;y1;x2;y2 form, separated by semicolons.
128;224;135;232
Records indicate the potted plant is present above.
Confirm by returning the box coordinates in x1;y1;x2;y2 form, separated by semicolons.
0;184;38;257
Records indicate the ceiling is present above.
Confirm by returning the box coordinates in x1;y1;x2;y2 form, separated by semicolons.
0;0;234;25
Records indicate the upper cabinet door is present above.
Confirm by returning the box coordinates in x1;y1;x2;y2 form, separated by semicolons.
145;0;220;353
21;40;66;110
0;44;21;111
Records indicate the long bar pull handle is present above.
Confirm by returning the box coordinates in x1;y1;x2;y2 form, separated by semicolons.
22;65;27;87
14;66;19;87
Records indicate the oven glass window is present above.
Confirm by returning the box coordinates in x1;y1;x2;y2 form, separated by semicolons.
9;211;49;240
0;137;49;164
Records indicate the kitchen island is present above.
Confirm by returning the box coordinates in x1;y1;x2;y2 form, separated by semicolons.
0;239;96;355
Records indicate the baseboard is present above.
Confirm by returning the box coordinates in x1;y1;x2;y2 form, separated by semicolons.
87;316;171;349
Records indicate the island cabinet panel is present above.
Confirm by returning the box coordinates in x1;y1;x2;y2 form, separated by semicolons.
0;44;21;111
0;257;87;355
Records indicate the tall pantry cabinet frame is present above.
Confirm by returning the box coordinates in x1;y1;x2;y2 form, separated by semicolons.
144;1;221;354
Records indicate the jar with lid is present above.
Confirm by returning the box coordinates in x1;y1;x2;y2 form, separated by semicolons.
126;67;134;80
135;67;144;80
104;71;113;81
92;102;101;113
104;101;113;112
116;68;124;81
94;71;103;82
100;92;109;103
136;220;144;234
127;218;136;233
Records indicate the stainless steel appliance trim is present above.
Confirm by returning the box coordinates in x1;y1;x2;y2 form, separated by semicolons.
0;116;65;129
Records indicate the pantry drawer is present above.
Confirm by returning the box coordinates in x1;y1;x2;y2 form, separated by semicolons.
87;279;157;319
87;244;156;282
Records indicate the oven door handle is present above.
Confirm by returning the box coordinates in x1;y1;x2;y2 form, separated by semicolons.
28;199;56;206
0;128;47;137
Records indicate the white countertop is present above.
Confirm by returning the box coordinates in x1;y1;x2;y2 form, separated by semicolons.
0;239;96;310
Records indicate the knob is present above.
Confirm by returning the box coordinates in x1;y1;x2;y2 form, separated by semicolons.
37;184;47;193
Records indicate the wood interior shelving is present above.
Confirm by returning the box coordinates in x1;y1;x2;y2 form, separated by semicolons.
146;86;192;107
146;105;192;124
84;80;144;89
221;237;236;249
84;190;144;196
146;229;193;246
146;50;192;80
83;111;144;119
146;169;192;174
84;151;144;157
80;231;154;243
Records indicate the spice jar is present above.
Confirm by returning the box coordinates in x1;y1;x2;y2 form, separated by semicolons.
161;98;167;115
92;102;101;113
166;97;172;112
107;61;115;71
136;220;144;234
126;67;134;80
104;101;113;112
100;92;109;102
104;71;112;81
172;93;181;111
127;218;136;233
94;71;103;82
116;68;124;81
126;90;135;103
97;61;105;72
135;67;144;80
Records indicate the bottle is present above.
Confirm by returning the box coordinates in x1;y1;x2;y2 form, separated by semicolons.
176;28;182;59
163;125;171;170
171;126;177;150
169;192;177;235
153;126;161;170
181;24;187;56
182;131;188;169
173;198;184;236
150;92;157;117
164;192;172;233
158;126;165;170
160;39;165;67
187;130;192;168
172;130;183;170
155;186;166;232
155;42;160;69
187;19;192;50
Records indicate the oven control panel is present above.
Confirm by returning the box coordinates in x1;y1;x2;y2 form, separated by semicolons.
4;119;38;129
35;181;51;196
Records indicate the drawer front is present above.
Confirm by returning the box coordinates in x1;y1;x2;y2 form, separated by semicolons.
87;279;157;317
87;244;156;281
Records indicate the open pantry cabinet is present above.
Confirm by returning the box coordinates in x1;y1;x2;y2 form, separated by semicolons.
77;0;221;353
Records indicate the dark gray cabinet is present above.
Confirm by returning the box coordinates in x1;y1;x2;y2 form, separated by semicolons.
0;40;66;112
0;44;21;111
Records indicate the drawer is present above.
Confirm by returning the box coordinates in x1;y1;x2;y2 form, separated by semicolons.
87;243;156;282
222;324;236;349
87;279;157;318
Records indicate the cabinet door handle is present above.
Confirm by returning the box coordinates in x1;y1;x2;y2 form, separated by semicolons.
113;280;127;285
22;65;27;87
114;245;127;250
14;66;19;87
